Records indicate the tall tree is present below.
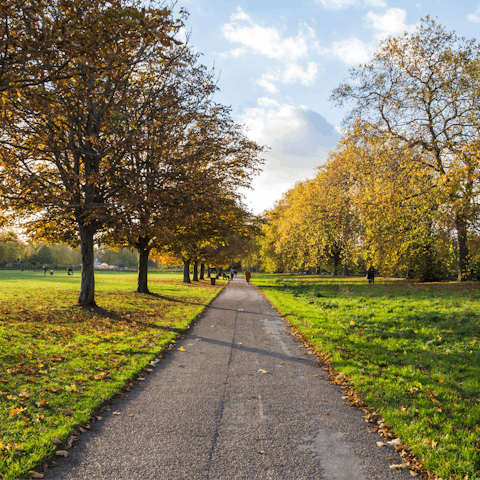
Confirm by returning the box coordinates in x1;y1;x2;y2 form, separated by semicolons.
0;0;182;307
331;17;480;280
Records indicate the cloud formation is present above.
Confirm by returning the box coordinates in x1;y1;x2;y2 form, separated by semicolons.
317;0;386;9
222;8;318;93
239;99;340;212
467;4;480;23
364;8;417;39
323;37;374;66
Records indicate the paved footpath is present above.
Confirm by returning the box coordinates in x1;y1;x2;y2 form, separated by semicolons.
50;277;412;480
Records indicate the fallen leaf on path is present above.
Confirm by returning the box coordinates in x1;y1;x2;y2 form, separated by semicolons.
389;464;409;469
376;442;385;447
257;451;269;454
179;347;185;351
30;472;44;479
113;412;121;415
137;377;145;381
409;472;418;477
56;450;69;458
95;416;102;421
258;369;268;374
387;438;402;447
264;342;269;345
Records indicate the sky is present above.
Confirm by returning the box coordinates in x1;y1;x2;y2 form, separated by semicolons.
179;0;480;214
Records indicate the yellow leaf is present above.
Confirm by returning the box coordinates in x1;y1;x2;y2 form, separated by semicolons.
350;320;355;325
179;346;185;351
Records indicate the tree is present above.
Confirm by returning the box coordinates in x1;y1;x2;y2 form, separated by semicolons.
0;0;182;307
331;17;480;280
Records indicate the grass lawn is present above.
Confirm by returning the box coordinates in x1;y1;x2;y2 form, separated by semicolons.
0;270;226;479
253;274;480;480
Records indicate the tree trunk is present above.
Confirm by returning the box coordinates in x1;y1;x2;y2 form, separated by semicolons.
207;266;211;278
193;261;199;282
183;259;191;283
332;249;341;276
78;225;96;308
200;263;205;280
136;236;151;294
456;214;469;281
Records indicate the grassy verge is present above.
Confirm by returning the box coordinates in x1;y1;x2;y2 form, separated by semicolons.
253;274;480;480
0;270;226;479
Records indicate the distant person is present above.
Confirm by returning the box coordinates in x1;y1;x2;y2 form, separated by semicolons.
234;269;237;277
50;269;54;276
43;265;47;275
67;267;73;275
245;270;252;286
230;267;235;279
367;266;375;284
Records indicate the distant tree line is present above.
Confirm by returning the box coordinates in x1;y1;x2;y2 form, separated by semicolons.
0;0;264;306
245;18;480;282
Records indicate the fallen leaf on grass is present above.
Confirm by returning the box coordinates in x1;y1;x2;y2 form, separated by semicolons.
56;450;69;458
9;407;26;418
50;438;61;445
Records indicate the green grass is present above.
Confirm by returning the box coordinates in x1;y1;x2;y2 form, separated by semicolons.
253;274;480;480
0;270;226;479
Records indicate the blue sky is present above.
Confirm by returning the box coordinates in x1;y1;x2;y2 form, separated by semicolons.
179;0;480;213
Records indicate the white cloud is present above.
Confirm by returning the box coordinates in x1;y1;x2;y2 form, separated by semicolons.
364;8;417;39
238;100;340;213
467;4;480;23
222;9;319;93
222;20;312;62
321;37;374;66
255;77;280;94
230;6;250;21
256;62;319;91
318;0;386;9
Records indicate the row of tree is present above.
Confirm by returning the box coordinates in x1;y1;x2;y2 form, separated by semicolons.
245;19;480;281
0;0;264;306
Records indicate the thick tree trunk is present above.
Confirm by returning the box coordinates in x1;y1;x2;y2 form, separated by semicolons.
183;259;191;283
200;263;205;280
193;261;199;282
78;225;96;308
332;250;341;276
136;237;151;294
207;266;211;278
456;215;469;281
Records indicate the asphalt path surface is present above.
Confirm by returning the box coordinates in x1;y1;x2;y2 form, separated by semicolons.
49;276;412;479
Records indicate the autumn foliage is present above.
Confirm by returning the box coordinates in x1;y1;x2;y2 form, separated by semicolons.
0;0;264;306
251;19;480;281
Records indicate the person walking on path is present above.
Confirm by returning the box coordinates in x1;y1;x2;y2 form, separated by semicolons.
43;265;47;275
245;269;251;285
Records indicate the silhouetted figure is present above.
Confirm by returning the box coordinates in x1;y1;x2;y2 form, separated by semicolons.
367;266;375;284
